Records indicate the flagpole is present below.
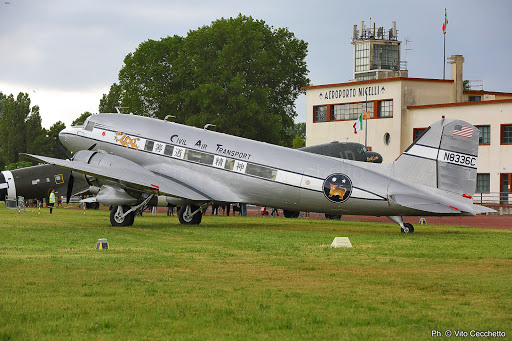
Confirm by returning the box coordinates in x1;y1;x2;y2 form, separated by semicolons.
365;90;368;148
443;8;446;80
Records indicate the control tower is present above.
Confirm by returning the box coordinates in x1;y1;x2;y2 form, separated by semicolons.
351;21;408;81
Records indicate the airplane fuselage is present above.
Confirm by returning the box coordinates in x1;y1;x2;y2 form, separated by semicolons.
58;114;448;217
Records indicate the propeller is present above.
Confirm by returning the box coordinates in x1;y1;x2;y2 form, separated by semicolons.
66;173;75;204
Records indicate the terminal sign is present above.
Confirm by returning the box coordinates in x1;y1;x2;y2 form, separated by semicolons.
319;85;386;101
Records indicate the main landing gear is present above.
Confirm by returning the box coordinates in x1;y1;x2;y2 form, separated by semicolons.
178;204;202;225
110;205;135;226
387;216;415;233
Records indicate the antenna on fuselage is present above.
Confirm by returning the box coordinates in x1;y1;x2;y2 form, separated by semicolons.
164;115;176;122
204;124;216;130
115;107;130;114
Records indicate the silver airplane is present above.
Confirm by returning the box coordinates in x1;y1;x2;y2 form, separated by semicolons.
26;114;494;233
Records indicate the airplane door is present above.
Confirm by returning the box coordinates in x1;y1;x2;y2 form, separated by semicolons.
275;171;302;208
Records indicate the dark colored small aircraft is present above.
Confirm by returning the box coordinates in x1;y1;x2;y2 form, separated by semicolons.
299;142;383;163
0;165;88;205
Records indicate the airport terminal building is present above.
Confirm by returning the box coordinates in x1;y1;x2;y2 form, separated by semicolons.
304;22;512;206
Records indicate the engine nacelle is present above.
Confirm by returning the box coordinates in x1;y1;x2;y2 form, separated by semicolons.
0;170;16;202
96;185;139;206
71;150;157;206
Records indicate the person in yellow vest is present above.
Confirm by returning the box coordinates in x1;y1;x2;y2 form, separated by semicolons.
48;189;56;214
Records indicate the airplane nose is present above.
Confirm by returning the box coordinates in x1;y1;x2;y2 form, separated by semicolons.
58;128;70;143
58;127;78;151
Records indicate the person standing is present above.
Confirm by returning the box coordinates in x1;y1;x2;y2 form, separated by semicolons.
48;189;56;214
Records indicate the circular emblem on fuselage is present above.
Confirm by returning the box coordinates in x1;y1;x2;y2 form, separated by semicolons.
323;173;352;203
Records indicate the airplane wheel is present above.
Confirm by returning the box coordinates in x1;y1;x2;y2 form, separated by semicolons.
325;214;342;220
110;205;135;226
401;223;414;233
178;205;202;225
283;210;300;218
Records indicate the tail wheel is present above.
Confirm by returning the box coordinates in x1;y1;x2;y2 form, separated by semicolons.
401;223;414;233
178;205;202;225
110;205;135;226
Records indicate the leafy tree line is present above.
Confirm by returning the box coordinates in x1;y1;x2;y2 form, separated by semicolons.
0;92;65;170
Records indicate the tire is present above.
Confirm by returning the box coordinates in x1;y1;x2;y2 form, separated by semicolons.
110;205;135;227
178;205;202;225
401;223;414;233
283;210;300;219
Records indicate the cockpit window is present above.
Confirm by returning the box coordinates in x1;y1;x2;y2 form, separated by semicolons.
84;120;95;132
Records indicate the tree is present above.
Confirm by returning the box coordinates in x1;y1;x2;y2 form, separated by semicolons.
292;135;306;149
24;107;47;156
0;92;68;168
5;160;33;171
71;112;93;126
42;121;67;158
114;14;309;146
99;83;122;113
0;93;33;163
118;35;186;118
0;92;6;169
463;80;470;91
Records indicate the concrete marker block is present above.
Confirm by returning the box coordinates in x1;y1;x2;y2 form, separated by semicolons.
331;237;352;248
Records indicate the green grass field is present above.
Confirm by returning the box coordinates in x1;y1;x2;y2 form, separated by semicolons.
0;206;510;340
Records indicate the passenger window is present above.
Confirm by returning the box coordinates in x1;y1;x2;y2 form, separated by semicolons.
145;140;154;151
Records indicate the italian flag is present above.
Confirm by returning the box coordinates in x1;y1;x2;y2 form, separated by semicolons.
353;114;363;134
442;10;448;34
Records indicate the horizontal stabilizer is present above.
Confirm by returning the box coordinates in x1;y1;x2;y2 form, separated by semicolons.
472;204;497;214
390;194;463;214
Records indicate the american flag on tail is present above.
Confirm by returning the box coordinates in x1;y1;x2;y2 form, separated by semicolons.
452;125;473;138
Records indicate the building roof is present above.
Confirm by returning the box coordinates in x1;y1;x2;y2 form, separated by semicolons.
407;99;512;110
464;90;512;96
301;77;453;91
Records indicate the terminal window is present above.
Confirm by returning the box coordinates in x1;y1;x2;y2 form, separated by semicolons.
501;124;512;144
355;42;369;72
477;126;490;144
476;174;490;193
355;72;376;81
332;102;374;121
372;44;399;71
378;100;393;117
314;106;328;122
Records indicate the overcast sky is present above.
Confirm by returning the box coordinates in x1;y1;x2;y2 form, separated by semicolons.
1;0;511;128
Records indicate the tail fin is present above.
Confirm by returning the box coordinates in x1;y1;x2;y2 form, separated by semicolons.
393;118;478;198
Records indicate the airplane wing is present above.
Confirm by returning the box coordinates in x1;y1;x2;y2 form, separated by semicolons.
25;153;213;202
